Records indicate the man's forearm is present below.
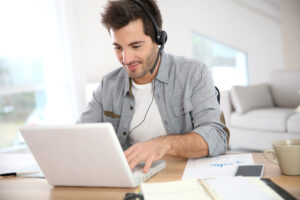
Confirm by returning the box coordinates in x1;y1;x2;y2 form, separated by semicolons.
159;132;209;158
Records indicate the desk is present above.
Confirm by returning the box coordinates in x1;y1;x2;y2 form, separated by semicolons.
0;153;299;200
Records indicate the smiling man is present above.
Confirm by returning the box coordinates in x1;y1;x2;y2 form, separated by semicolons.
78;0;230;173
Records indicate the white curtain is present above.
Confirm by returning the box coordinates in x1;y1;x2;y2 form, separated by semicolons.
39;0;85;124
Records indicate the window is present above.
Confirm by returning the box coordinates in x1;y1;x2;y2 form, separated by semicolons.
0;0;78;151
0;58;46;149
192;32;248;91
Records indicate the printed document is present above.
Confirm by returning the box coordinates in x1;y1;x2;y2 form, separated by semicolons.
182;154;254;179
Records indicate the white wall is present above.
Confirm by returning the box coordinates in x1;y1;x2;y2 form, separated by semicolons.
280;0;300;68
159;0;283;84
63;0;289;111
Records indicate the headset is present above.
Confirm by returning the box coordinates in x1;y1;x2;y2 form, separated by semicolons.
131;0;167;74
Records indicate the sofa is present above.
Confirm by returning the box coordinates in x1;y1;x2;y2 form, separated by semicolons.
220;69;300;151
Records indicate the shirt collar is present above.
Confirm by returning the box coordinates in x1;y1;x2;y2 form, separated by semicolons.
155;51;170;84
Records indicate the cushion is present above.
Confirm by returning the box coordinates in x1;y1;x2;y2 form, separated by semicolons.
287;113;300;133
231;83;274;114
270;69;300;107
230;108;295;132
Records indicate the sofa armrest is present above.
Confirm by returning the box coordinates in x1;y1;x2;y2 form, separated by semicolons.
220;90;233;125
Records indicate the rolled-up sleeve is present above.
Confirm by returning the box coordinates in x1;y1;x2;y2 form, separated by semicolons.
190;65;228;156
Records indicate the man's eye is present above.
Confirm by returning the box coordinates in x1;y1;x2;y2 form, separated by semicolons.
114;46;122;51
133;45;141;49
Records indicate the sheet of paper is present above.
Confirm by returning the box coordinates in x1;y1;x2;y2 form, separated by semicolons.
182;154;254;179
0;153;36;174
18;164;45;178
0;153;44;178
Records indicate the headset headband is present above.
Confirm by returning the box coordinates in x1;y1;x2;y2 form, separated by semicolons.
131;0;159;32
130;0;166;45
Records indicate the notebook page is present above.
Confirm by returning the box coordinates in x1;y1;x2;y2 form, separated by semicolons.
206;177;283;200
140;179;221;200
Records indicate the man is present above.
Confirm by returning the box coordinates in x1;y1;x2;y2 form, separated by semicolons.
78;0;229;173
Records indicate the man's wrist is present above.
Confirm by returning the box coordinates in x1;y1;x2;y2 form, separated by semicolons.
155;135;174;156
154;132;209;158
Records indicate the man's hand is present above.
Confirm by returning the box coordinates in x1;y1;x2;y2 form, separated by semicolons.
124;137;171;173
124;132;209;173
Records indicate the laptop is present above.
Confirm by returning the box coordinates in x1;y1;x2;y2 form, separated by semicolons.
19;123;166;188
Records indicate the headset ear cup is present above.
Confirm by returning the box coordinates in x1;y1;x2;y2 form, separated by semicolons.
161;30;167;45
157;30;167;45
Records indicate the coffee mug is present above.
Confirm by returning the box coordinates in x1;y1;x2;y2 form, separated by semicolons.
263;139;300;176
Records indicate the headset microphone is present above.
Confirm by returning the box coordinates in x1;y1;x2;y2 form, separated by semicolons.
150;46;162;74
131;0;168;74
150;39;164;74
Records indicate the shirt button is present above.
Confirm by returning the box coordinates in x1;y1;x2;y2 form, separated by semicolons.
123;132;127;136
164;121;168;125
130;106;133;110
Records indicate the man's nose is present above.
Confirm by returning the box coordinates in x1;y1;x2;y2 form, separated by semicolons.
122;49;135;65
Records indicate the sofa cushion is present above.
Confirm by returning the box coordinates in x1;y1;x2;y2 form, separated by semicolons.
231;83;274;114
230;108;295;132
270;69;300;108
287;113;300;133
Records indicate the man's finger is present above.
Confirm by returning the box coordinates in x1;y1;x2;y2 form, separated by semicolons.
126;149;141;164
143;157;153;173
124;145;136;157
129;158;140;170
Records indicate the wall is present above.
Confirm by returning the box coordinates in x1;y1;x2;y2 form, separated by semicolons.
280;0;300;68
67;0;119;85
159;0;283;84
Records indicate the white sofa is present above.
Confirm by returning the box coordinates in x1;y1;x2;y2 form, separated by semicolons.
221;69;300;151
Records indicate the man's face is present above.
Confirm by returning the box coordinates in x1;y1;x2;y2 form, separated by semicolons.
111;19;158;84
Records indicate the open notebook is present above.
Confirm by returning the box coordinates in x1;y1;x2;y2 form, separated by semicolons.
139;177;295;200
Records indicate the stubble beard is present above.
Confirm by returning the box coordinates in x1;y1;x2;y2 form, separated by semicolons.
129;46;158;80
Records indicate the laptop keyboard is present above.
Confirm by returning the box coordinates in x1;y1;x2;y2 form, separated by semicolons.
132;167;145;179
132;161;162;183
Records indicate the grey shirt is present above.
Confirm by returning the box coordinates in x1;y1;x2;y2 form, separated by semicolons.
78;52;229;156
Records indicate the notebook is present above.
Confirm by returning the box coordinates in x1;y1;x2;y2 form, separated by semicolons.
139;177;291;200
19;123;166;188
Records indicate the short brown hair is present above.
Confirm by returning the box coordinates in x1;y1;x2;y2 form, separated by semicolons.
101;0;162;43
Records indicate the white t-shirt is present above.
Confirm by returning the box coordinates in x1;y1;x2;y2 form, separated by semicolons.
128;80;167;145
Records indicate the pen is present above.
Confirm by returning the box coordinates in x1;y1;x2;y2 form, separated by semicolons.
0;171;39;176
